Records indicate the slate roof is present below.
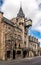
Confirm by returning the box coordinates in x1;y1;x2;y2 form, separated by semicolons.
3;17;14;26
17;6;25;18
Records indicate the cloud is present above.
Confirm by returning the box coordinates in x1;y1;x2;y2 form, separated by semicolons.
1;0;38;19
38;39;41;43
31;10;41;33
28;29;41;38
31;0;41;33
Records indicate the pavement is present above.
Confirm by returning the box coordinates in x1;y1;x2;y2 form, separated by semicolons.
0;56;41;65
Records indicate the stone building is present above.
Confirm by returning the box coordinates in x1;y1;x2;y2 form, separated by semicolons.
28;35;40;57
0;11;23;60
0;5;40;60
11;5;40;58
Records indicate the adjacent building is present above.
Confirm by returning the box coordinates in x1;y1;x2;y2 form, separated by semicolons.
28;35;40;57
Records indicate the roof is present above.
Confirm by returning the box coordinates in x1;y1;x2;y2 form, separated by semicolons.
17;6;25;18
27;19;32;22
3;17;14;26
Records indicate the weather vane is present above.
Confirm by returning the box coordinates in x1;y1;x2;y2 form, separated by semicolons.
0;0;4;11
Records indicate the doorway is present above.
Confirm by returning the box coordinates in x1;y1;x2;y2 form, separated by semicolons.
7;51;10;59
13;50;16;59
23;50;27;58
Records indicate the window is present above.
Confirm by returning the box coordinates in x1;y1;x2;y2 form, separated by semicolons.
19;22;21;25
24;41;26;45
16;18;18;22
34;38;36;42
18;35;21;40
14;43;17;48
19;22;23;26
14;34;17;38
22;23;24;26
17;51;21;55
19;44;20;48
29;36;32;41
8;26;10;29
7;51;11;58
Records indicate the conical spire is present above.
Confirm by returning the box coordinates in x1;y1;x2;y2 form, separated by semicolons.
17;2;25;18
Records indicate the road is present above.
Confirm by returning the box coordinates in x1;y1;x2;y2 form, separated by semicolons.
0;56;41;65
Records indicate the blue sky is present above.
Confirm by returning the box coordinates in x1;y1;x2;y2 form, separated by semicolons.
0;0;3;6
0;0;41;46
29;29;41;39
28;29;41;46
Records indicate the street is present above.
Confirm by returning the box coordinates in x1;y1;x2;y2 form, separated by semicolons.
0;56;41;65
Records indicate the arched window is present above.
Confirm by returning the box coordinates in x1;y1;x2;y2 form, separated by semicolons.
15;43;17;48
19;44;20;48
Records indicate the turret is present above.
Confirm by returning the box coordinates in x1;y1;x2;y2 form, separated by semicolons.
17;2;25;18
17;4;25;26
25;19;32;29
16;4;25;47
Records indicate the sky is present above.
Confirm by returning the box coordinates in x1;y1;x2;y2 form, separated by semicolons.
0;0;41;46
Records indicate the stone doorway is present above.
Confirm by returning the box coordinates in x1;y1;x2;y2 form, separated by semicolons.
23;50;27;58
7;51;11;59
13;50;16;59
